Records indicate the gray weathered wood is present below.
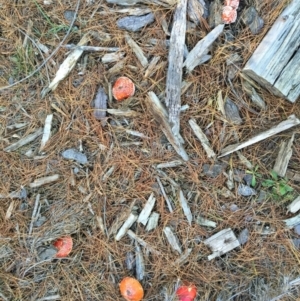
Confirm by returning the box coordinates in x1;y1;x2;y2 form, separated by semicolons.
243;0;300;103
125;33;148;67
165;0;187;140
138;193;156;225
287;196;300;214
163;226;182;254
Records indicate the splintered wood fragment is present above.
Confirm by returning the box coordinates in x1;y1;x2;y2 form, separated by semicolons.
174;248;192;265
242;0;300;103
284;214;300;228
184;24;224;72
42;33;90;97
125;33;148;67
96;215;105;234
127;229;161;255
147;92;189;161
40;114;53;151
102;52;125;63
217;90;225;116
163;226;182;254
4;128;43;152
144;56;160;78
107;108;138;117
273;134;294;177
135;242;145;281
179;190;193;225
156;160;183;169
28;194;40;235
102;7;152;16
219;115;300;158
165;0;187;140
236;151;253;170
29;174;60;188
115;212;138;241
5;201;14;220
156;176;174;212
138;193;156;225
189;119;216;158
196;216;217;228
204;228;240;260
63;45;119;52
145;212;160;231
287;196;300;214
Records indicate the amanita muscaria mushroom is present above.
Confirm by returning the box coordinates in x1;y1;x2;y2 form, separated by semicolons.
112;76;135;101
53;236;73;258
119;277;144;301
176;284;197;301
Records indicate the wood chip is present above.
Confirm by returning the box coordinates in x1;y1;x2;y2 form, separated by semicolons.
163;226;182;254
5;201;14;220
138;193;156;225
144;56;160;78
115;212;138;241
40;114;53;151
125;33;148;67
107;108;138;117
174;248;192;265
189;119;216;158
156;176;174;212
179;190;193;225
273;134;294;177
93;87;107;124
127;229;161;255
196;216;217;228
147;91;189;161
156;160;183;169
204;228;240;260
135;242;145;281
29;175;60;188
287;196;300;214
145;212;160;231
101;52;125;63
4;128;43;152
184;24;224;72
219;115;300;158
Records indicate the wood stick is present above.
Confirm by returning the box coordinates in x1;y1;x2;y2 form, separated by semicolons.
219;115;300;158
165;0;187;139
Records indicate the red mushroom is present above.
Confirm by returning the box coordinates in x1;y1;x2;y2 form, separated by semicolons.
112;77;135;101
53;236;73;258
222;6;237;24
176;284;197;301
119;277;144;301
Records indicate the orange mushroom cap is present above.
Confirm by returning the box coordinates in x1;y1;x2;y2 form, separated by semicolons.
222;6;237;24
112;77;135;101
119;277;144;301
176;284;197;301
53;236;73;258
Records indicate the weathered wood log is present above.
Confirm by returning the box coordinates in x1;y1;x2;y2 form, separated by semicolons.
243;0;300;103
165;0;187;140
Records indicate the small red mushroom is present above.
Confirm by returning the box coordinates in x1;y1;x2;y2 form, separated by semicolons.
119;277;144;301
224;0;239;9
176;284;197;301
112;77;135;101
53;236;73;258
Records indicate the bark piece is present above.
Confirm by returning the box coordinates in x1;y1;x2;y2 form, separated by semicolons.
204;228;240;260
165;0;187;140
117;13;154;32
147;92;189;161
189;119;216;158
115;212;138;241
273;134;294;177
219;115;300;158
179;190;193;225
4;128;43;152
241;6;264;35
224;97;242;125
61;148;88;164
138;193;156;225
93;87;107;124
125;33;148;67
184;24;225;72
163;226;182;254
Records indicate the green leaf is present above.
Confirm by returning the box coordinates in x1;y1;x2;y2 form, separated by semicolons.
251;176;256;187
279;184;287;196
285;185;294;192
262;179;275;187
270;170;278;181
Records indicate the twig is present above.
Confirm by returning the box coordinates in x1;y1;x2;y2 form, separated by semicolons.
29;174;60;188
63;45;119;52
28;194;40;235
0;0;81;92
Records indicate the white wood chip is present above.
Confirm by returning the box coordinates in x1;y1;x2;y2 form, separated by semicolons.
145;212;160;231
40;114;53;151
115;212;138;241
29;174;60;188
138;193;156;225
287;196;300;214
163;226;182;254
